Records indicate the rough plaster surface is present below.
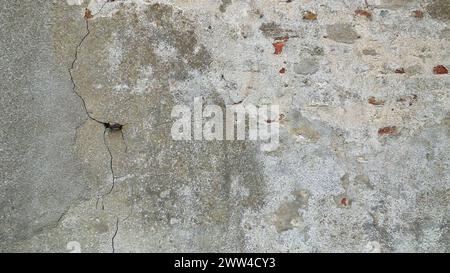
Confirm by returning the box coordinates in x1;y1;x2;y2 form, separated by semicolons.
0;0;449;253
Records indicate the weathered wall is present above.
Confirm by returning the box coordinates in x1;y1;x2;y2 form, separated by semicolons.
1;0;449;252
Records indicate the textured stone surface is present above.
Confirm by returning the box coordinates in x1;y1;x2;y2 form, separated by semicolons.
1;0;449;253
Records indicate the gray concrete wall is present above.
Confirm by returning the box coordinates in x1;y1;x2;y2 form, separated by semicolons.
0;0;449;252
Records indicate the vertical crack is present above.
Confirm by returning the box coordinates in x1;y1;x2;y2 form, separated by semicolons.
68;1;122;201
68;0;109;125
68;18;103;125
103;128;116;195
68;0;126;253
111;217;119;253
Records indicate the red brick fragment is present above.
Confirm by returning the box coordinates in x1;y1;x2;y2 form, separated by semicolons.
279;67;286;74
355;9;372;19
272;37;289;55
412;10;424;19
378;126;398;136
433;65;448;75
84;8;93;19
273;42;285;55
340;197;349;207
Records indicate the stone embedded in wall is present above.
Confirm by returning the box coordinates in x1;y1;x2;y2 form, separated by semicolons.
326;23;360;44
293;58;320;75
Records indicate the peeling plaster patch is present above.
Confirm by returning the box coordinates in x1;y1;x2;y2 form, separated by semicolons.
67;0;84;5
274;190;309;233
274;202;303;233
